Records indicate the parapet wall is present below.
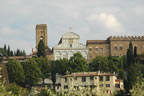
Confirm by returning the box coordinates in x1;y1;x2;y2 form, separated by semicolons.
108;36;144;41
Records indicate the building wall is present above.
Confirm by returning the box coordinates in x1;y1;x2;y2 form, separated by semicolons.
110;39;144;56
87;36;144;61
59;73;123;94
87;43;110;61
36;24;48;49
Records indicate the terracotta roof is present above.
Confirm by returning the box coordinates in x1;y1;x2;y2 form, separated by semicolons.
86;40;109;45
61;72;115;78
115;79;123;82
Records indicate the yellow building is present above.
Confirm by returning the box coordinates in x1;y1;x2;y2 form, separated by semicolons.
57;72;123;95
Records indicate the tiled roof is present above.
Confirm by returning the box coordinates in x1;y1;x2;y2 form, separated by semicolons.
61;72;115;78
86;40;109;45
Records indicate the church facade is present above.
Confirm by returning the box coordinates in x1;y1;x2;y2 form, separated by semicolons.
53;32;88;60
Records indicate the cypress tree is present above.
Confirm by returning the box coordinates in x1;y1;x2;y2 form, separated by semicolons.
4;44;7;52
134;46;137;58
37;39;46;57
7;45;11;56
10;51;13;56
127;41;134;65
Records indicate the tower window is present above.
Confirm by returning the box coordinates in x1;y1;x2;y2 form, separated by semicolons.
89;48;92;52
120;46;123;50
95;48;98;52
114;46;117;50
40;36;43;39
70;44;72;48
100;48;103;52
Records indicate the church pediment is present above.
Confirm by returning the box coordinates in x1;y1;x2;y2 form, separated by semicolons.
62;32;79;39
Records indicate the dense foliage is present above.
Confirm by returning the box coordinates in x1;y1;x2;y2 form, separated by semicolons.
0;83;29;96
69;52;88;73
22;58;42;87
54;52;88;75
0;44;26;56
89;56;125;80
35;57;51;84
37;39;46;57
6;59;25;86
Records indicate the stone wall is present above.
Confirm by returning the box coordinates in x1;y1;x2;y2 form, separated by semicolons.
36;24;48;49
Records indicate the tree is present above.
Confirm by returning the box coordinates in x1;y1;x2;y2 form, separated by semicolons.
22;58;42;87
35;57;51;84
134;46;137;58
0;48;7;56
10;51;13;56
51;61;56;86
0;85;15;96
7;45;11;56
6;59;25;86
69;52;88;73
4;44;7;53
37;39;46;57
55;58;69;75
125;63;143;94
6;83;29;96
130;78;144;96
89;56;109;72
127;41;134;65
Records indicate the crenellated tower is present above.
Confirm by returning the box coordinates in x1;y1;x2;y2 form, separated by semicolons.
36;24;48;49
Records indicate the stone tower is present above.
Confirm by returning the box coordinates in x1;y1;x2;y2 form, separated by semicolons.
36;24;48;49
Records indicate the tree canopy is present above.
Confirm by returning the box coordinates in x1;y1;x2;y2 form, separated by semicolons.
6;59;25;86
22;58;42;87
35;57;51;84
69;52;88;73
37;39;46;57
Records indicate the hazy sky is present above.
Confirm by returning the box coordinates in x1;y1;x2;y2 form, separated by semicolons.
0;0;144;54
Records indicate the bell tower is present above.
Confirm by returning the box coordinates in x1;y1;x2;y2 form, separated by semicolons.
36;24;48;49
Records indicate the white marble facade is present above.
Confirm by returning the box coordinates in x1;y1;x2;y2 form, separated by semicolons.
53;32;88;60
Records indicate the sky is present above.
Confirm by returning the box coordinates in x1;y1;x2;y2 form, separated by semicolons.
0;0;144;54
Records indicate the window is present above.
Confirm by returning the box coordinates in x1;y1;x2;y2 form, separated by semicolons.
99;76;103;81
89;48;92;52
95;48;98;52
115;84;120;88
90;85;96;89
89;55;92;58
65;77;67;82
74;77;77;80
106;84;110;87
64;85;68;89
70;44;72;48
100;48;103;52
82;77;86;82
106;76;110;81
100;84;103;87
90;76;94;80
120;46;123;50
114;46;117;50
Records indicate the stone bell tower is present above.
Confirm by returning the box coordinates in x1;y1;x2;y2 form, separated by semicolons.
36;24;48;49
